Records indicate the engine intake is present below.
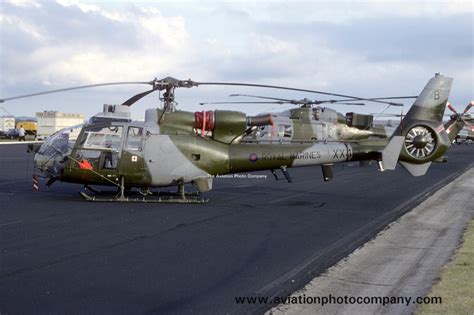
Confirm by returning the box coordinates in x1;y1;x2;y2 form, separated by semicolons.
346;112;373;130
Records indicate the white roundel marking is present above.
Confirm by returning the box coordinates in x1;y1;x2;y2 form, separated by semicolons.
131;155;138;162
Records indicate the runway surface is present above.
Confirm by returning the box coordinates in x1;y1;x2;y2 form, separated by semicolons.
0;143;472;314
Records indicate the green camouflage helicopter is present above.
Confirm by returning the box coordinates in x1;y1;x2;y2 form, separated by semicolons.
207;94;471;145
201;94;413;142
0;73;456;203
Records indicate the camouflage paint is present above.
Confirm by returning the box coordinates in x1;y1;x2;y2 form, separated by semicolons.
33;73;456;191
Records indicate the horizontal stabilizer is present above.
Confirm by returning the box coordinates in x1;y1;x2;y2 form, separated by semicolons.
399;161;432;176
381;136;404;170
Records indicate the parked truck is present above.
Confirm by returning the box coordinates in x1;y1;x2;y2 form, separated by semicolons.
0;116;15;132
16;120;38;136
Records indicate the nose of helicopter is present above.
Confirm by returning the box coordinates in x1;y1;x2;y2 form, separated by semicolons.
33;140;67;178
27;143;50;174
29;124;83;179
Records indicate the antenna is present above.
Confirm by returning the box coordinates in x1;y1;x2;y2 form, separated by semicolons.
0;106;14;116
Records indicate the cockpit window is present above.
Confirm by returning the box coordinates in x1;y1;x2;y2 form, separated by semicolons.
38;124;84;156
81;125;123;150
126;127;143;151
312;107;322;121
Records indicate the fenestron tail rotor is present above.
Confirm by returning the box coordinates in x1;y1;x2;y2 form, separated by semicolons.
404;126;437;159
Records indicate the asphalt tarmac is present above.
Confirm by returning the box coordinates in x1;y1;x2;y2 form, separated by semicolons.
0;143;472;314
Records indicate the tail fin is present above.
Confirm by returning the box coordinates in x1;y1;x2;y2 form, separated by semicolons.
394;73;453;176
397;73;453;124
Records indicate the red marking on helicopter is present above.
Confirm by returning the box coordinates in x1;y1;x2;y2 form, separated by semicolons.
78;159;93;170
194;111;214;137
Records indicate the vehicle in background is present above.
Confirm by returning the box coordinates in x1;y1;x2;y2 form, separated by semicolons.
16;120;38;137
0;116;15;133
0;128;20;139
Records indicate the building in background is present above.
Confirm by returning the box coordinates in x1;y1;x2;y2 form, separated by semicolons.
36;111;85;140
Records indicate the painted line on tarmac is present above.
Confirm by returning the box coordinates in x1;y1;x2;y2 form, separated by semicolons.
0;180;31;186
0;141;43;145
0;220;23;228
269;192;306;204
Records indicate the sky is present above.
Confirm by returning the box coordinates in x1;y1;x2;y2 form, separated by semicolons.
0;0;473;120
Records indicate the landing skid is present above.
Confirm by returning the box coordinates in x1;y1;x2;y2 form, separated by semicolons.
79;191;209;203
79;178;209;204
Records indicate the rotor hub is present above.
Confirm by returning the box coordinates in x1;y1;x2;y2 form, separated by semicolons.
412;135;429;148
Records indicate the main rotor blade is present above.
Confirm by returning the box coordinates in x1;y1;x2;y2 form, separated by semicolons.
463;101;473;114
333;102;365;106
370;113;403;117
447;102;458;114
229;94;361;106
0;81;153;103
1;76;416;108
193;81;405;106
199;101;284;105
314;99;366;105
319;96;415;103
363;96;417;100
200;100;364;106
122;88;157;106
230;94;296;103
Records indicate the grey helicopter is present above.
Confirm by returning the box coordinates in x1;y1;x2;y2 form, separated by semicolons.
0;73;458;203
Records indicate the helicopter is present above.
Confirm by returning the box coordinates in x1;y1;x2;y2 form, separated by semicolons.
0;73;456;203
199;92;472;152
455;125;474;144
200;94;418;142
443;101;473;144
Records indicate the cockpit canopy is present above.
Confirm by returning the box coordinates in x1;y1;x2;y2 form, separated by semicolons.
35;124;84;177
38;124;84;157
